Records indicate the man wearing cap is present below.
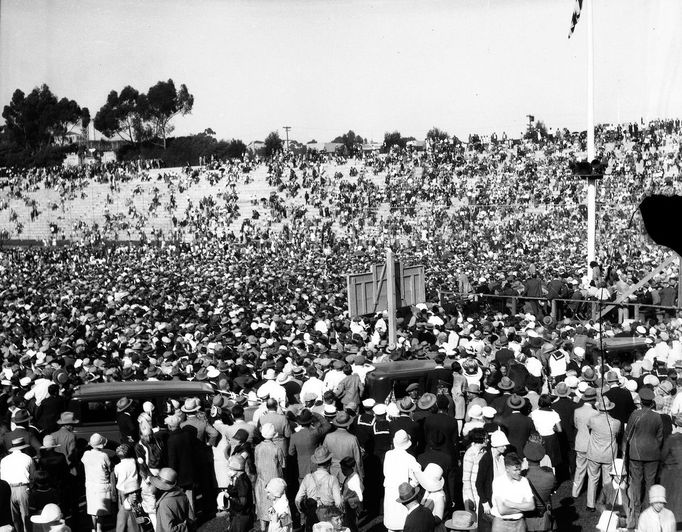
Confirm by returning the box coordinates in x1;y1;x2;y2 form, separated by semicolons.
0;437;35;532
490;453;535;532
323;412;363;483
150;467;192;532
636;485;675;532
223;455;253;532
586;396;622;512
295;447;342;532
289;409;332;482
50;412;78;477
624;387;663;522
572;387;598;499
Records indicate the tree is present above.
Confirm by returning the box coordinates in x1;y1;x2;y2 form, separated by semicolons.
383;130;406;152
264;131;283;157
145;79;194;148
524;119;549;141
426;127;449;143
80;108;91;141
94;86;151;144
2;84;86;149
332;130;364;155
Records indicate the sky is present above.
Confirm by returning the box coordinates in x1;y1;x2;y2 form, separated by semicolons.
1;0;682;144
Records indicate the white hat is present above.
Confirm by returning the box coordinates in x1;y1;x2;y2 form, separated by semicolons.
625;380;638;392
482;406;497;419
392;429;411;450
372;404;387;416
468;404;483;420
362;398;376;408
578;381;589;393
565;375;579;389
490;430;509;448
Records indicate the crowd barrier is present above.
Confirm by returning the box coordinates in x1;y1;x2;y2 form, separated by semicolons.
437;290;682;323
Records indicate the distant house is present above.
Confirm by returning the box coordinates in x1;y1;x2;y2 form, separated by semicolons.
406;140;426;150
247;141;265;153
323;142;344;154
361;142;381;153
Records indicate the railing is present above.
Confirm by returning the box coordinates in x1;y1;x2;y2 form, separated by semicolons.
437;290;682;322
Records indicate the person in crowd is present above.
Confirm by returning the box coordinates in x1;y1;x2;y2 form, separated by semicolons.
398;482;438;532
223;455;254;532
80;433;112;532
323;412;363;483
295;447;342;532
340;456;362;532
571;386;598;498
256;423;286;532
383;430;421;532
113;443;141;532
490;453;535;532
636;485;675;532
624;387;663;523
586;396;621;513
0;437;35;532
659;413;682;529
266;477;292;532
523;442;555;532
476;430;509;532
29;503;71;532
150;468;192;532
416;463;446;523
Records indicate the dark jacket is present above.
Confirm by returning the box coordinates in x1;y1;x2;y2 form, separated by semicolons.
403;504;438;532
552;397;578;449
0;479;10;527
34;396;64;434
423;413;459;457
156;488;191;532
166;429;197;489
604;386;636;427
625;407;663;461
500;412;535;458
475;450;496;506
117;412;139;443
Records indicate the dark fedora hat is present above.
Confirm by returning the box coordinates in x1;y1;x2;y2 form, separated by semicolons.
396;482;419;504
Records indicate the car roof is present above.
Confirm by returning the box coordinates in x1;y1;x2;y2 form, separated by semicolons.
72;381;214;400
368;360;438;379
601;337;650;353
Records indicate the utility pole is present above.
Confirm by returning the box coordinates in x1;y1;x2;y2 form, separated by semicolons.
585;0;596;281
283;126;291;152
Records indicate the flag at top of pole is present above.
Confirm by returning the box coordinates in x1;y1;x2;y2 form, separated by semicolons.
568;0;583;38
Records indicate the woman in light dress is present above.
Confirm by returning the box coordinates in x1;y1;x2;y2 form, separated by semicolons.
81;433;113;532
382;430;422;532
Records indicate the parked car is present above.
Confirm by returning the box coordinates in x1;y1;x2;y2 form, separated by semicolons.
67;380;214;446
364;360;453;402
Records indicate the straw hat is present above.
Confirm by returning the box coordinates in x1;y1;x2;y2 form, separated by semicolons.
41;435;61;449
56;411;79;425
151;468;178;491
444;511;477;531
116;397;133;412
311;447;333;465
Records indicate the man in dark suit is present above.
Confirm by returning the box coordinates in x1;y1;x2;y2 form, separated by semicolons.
398;482;438;532
289;409;332;482
623;387;663;523
499;394;534;458
389;397;422;455
424;354;453;394
423;395;459;457
116;397;138;443
33;384;64;434
2;409;41;457
552;382;578;478
604;371;636;427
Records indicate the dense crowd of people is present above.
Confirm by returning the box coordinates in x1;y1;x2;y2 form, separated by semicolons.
0;119;680;532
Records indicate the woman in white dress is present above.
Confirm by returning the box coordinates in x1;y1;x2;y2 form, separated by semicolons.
383;430;421;532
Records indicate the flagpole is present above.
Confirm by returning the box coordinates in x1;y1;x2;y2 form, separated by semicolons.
586;0;597;280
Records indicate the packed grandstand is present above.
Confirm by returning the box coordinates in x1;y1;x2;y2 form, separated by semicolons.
0;118;681;532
